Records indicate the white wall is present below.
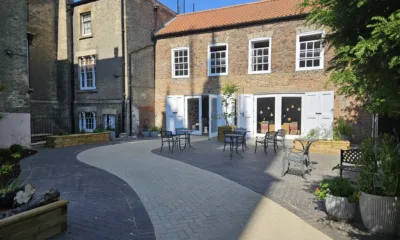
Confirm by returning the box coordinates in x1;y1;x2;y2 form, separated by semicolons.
0;113;31;148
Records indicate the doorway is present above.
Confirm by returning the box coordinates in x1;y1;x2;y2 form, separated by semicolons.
185;96;202;135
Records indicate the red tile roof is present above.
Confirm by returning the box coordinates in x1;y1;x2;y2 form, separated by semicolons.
156;0;306;37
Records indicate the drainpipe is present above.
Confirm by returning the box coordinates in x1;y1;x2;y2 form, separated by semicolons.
67;3;75;133
121;0;126;133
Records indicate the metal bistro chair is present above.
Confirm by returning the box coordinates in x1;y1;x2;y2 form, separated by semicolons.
223;130;234;152
175;128;189;151
160;130;179;153
281;140;315;179
137;125;144;139
255;131;275;154
235;128;248;152
275;129;287;150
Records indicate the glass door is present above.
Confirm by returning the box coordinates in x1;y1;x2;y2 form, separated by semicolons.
255;96;276;135
185;96;202;135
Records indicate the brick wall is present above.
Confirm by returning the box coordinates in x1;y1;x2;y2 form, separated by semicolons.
155;19;371;132
125;0;175;131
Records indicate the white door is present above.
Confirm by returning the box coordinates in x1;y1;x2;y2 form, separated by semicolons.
103;114;116;130
185;96;202;135
304;91;334;138
166;95;184;134
238;94;254;138
209;94;219;138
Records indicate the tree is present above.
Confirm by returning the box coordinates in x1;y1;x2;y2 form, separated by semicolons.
300;0;400;116
220;83;239;126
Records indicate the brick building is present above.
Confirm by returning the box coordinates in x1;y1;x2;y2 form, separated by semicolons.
154;0;370;139
0;0;175;146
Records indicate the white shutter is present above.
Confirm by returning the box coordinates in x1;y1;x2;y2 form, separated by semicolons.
166;95;184;134
79;113;83;131
304;91;334;138
238;94;254;138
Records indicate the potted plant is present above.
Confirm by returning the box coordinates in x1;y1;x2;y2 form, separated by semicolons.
107;127;116;140
142;119;150;137
357;135;400;236
149;126;159;137
333;117;353;141
314;178;359;221
217;83;239;141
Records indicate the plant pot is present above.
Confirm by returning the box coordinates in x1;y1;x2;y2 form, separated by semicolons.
360;191;400;236
109;131;116;141
325;194;357;221
142;130;150;137
150;131;159;137
218;126;235;142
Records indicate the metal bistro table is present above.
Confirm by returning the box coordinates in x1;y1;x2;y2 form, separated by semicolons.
225;133;244;159
179;129;195;150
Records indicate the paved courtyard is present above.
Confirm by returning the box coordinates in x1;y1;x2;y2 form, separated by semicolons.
21;136;390;239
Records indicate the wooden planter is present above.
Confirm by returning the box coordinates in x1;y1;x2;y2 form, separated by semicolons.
0;200;69;239
293;140;350;154
46;132;110;148
218;126;235;142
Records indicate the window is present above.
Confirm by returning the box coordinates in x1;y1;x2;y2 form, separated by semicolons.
79;55;96;90
172;48;190;78
81;12;92;36
249;38;271;74
79;112;96;132
208;44;228;76
296;31;324;71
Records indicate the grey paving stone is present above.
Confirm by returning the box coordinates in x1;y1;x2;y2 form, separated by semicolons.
21;140;155;240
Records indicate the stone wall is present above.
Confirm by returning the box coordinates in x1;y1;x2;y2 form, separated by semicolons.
0;0;31;147
155;19;371;132
72;0;123;131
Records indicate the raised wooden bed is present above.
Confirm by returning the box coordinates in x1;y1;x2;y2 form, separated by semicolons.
46;132;110;148
293;140;350;154
0;200;69;239
218;126;235;141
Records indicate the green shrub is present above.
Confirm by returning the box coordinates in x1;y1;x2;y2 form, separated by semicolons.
106;127;115;131
0;149;11;159
314;178;359;203
149;126;159;132
9;144;24;154
357;135;400;196
0;163;14;176
80;130;86;134
93;128;105;133
333;118;353;140
58;130;67;136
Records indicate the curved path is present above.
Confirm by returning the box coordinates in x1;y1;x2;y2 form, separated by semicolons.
78;139;330;240
20;142;155;240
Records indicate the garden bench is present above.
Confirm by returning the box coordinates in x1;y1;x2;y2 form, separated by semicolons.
335;149;362;178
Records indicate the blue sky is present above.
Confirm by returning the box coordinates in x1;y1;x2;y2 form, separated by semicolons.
160;0;256;13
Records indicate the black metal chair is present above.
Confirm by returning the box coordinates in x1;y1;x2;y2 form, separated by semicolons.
275;129;287;150
160;130;178;153
255;131;273;154
235;128;248;152
137;125;144;139
223;130;234;152
175;128;189;151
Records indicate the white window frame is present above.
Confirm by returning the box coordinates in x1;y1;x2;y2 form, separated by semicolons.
79;55;96;90
171;47;190;78
296;30;325;71
79;112;96;132
207;43;228;76
81;12;92;36
248;37;272;74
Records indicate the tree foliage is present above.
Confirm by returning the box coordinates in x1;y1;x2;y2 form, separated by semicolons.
300;0;400;116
